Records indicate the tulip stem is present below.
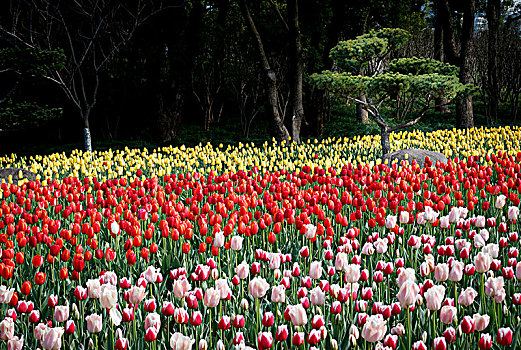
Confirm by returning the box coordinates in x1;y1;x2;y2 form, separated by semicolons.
256;297;261;346
209;307;212;349
406;307;411;350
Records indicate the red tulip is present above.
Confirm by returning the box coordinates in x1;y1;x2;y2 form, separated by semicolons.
497;328;513;346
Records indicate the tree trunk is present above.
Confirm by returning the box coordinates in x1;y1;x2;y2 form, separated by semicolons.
357;94;370;124
433;3;450;113
239;0;289;141
288;0;304;143
83;117;92;152
456;0;475;129
380;126;391;156
487;0;500;123
437;0;475;128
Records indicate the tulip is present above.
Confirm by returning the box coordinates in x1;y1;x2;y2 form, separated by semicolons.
479;334;492;349
271;285;286;303
458;287;477;306
309;287;326;306
54;304;69;323
262;312;274;327
508;206;519;221
433;337;446;350
275;325;288;341
190;311;203;326
230;236;244;251
288;304;308;326
0;318;14;340
64;320;75;334
440;305;456;324
170;332;195;350
85;314;102;333
460;315;475;334
292;332;305;346
497;328;513;346
397;280;419;308
434;263;449;282
144;327;158;342
233;315;245;328
309;261;322;280
173;279;191;299
41;327;64;350
442;327;456;343
115;338;128;350
361;314;386;343
425;285;445;311
203;288;220;308
128;285;146;304
7;336;23;350
258;332;273;349
86;279;101;299
473;314;490;331
249;277;270;299
475;252;492;273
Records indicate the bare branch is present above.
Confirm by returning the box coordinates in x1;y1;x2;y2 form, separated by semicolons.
267;0;289;32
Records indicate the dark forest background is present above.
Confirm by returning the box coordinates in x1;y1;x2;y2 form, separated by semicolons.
1;0;521;154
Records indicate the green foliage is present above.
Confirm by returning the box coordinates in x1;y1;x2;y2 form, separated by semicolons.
329;28;411;72
0;100;62;128
329;37;387;72
0;47;65;76
312;27;473;124
389;57;459;76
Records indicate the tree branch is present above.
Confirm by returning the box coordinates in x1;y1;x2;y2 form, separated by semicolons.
267;0;289;32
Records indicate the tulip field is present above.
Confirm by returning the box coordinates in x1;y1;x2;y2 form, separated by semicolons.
2;126;521;349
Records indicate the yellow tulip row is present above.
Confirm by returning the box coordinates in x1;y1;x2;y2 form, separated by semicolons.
1;125;520;183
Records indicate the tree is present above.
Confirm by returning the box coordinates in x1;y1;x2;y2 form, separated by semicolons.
311;29;472;155
238;0;290;141
435;0;476;129
0;0;165;151
0;46;65;129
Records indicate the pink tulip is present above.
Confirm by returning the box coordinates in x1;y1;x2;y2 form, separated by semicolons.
309;287;325;306
170;332;195;350
7;336;23;350
434;263;449;282
397;280;419;308
128;285;146;304
85;314;102;333
425;285;445;311
230;236;244;251
458;287;478;306
508;206;519;221
86;279;101;299
309;261;322;280
484;276;505;297
236;262;249;280
475;252;492;273
361;314;387;343
270;285;286;303
448;261;464;282
54;304;69;323
288;304;308;326
173;279;191;299
440;305;457;324
41;327;64;350
248;277;270;299
0;318;14;340
203;288;220;308
144;313;161;331
473;314;490;331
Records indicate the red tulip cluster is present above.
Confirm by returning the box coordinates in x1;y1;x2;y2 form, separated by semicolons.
0;152;519;348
